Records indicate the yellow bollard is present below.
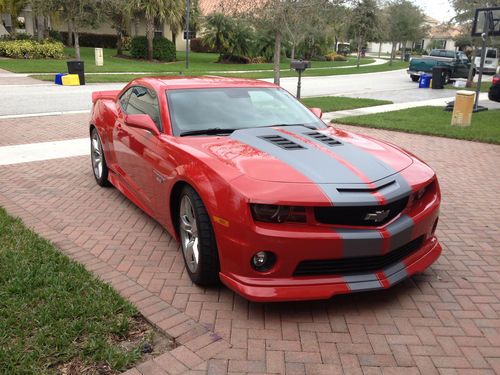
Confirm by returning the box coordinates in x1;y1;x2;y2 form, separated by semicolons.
451;90;475;127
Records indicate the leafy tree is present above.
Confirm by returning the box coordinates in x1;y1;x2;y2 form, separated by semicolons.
103;0;130;55
348;0;380;68
55;0;105;60
385;0;426;65
128;0;184;61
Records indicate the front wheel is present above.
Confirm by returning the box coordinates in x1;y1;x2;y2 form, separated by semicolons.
411;75;419;82
178;186;220;286
90;128;111;187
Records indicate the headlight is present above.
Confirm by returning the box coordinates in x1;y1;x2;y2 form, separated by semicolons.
250;204;306;223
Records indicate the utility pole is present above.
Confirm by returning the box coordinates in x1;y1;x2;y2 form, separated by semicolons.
474;10;494;111
185;0;190;70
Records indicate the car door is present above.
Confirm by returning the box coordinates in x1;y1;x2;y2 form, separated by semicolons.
113;85;162;212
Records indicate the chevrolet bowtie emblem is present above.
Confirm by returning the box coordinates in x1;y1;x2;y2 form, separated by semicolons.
364;209;390;222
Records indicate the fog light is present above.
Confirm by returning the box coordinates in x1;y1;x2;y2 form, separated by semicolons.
251;251;276;272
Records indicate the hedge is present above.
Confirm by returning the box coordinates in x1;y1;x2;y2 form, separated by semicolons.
60;32;118;49
0;40;64;59
130;36;176;62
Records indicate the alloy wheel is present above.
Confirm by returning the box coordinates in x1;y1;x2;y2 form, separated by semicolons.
179;195;200;273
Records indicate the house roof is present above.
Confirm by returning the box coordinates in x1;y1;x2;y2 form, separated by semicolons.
428;24;462;39
198;0;266;16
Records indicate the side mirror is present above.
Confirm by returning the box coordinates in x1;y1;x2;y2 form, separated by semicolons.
310;107;323;119
124;114;160;136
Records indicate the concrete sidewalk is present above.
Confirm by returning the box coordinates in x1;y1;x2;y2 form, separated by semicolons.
323;92;493;121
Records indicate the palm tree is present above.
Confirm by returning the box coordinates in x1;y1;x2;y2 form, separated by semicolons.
202;12;233;59
129;0;184;61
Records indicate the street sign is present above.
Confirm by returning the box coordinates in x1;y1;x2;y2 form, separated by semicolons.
471;7;500;37
183;31;196;40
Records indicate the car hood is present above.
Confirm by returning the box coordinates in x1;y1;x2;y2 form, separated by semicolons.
180;125;413;185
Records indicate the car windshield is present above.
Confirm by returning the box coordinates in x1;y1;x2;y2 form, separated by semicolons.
166;87;325;136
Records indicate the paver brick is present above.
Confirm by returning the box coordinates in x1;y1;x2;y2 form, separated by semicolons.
1;115;499;374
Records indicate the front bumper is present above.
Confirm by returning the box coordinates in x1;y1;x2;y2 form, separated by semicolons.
216;192;440;302
221;237;441;302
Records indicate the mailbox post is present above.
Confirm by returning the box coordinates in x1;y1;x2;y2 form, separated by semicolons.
290;60;311;99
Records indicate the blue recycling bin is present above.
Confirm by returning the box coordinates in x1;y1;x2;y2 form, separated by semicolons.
419;74;431;88
55;73;67;85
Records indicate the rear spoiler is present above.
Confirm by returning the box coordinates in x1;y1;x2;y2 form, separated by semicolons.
92;90;120;104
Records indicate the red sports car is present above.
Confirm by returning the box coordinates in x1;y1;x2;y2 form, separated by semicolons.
90;76;441;302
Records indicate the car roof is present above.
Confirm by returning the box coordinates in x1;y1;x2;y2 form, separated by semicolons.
131;76;278;91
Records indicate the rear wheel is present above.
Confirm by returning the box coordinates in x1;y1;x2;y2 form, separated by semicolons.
90;128;111;187
410;75;419;82
178;186;220;285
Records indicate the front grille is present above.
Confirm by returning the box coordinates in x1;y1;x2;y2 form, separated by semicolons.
259;135;305;150
314;196;409;226
293;236;424;276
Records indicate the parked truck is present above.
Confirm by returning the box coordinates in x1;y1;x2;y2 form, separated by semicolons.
407;49;474;83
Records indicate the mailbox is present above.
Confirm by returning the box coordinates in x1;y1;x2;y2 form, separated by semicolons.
291;60;311;72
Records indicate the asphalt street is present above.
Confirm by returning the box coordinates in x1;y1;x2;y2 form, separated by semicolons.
0;69;497;116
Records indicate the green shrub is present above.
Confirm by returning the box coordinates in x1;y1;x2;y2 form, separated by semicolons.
130;36;176;61
0;40;64;59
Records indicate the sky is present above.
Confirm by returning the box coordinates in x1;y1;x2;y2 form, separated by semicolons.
415;0;456;23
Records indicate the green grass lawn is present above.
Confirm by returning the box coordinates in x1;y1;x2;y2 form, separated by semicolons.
0;207;164;374
0;46;411;82
445;80;492;93
0;47;373;74
301;96;392;112
334;106;500;144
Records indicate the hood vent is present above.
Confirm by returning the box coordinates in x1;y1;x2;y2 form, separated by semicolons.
259;135;305;150
305;131;342;146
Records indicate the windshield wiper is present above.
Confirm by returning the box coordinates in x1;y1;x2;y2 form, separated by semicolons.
179;128;238;137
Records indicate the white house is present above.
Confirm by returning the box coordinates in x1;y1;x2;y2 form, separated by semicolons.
367;16;462;54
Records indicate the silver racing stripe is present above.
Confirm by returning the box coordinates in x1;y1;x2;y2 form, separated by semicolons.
230;127;379;204
285;126;414;203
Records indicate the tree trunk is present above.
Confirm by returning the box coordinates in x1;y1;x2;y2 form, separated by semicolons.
467;47;478;85
74;30;80;60
67;19;73;47
356;36;361;68
134;18;140;37
400;41;405;61
291;42;295;61
389;42;395;66
273;30;282;86
146;19;154;61
172;31;177;49
378;42;382;58
36;14;44;41
116;29;123;56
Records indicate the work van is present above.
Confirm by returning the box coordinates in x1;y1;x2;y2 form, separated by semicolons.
475;48;499;74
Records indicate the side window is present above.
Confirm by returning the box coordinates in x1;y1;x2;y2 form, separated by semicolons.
126;86;162;131
119;88;132;110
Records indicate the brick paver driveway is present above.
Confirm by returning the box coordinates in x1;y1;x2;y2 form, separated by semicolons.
0;114;499;375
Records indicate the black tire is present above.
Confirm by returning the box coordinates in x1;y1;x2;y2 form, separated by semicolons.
178;186;220;285
90;127;112;187
411;75;419;82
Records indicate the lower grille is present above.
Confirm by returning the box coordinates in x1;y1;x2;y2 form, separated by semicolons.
293;236;424;277
314;196;409;226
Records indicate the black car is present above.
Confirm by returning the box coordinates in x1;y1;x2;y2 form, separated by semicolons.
489;74;500;102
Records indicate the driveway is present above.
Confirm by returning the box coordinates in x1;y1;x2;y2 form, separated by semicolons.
0;114;499;374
